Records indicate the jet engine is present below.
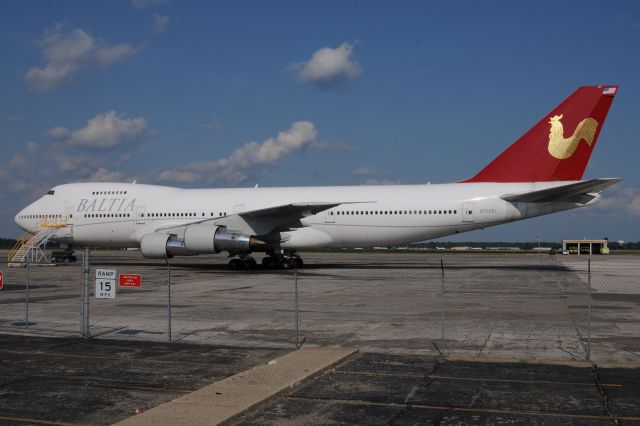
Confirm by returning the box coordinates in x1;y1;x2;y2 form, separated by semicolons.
140;225;265;258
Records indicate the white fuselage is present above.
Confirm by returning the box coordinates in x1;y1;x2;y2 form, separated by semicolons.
14;181;584;251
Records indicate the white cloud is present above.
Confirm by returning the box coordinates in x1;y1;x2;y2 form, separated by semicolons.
53;153;95;173
89;168;125;182
24;23;140;91
153;14;171;34
352;166;377;175
116;154;133;165
1;115;25;127
94;43;137;66
26;141;38;155
157;121;317;184
47;127;71;141
594;186;640;217
311;140;358;152
156;170;201;183
10;154;27;168
48;111;148;149
291;42;362;90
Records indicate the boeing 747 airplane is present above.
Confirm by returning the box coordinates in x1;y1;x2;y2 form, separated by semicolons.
14;86;620;269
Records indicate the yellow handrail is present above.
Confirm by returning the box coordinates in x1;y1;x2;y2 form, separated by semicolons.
8;233;30;263
39;216;69;228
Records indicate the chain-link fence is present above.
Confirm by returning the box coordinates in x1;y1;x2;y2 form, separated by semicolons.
1;250;638;363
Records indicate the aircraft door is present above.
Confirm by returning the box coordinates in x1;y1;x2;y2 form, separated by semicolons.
61;206;75;239
136;206;146;224
462;201;474;223
324;210;335;223
66;206;75;226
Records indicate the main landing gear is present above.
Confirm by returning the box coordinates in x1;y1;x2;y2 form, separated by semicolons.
261;254;303;270
227;253;303;270
228;254;257;270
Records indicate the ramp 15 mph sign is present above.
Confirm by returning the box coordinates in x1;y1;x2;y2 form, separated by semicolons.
96;269;116;299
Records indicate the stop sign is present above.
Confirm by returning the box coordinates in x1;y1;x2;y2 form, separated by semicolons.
0;271;3;290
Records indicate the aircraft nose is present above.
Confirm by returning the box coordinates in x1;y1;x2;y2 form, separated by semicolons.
14;209;27;231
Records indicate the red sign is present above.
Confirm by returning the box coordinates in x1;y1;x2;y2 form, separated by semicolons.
119;274;141;287
0;271;3;290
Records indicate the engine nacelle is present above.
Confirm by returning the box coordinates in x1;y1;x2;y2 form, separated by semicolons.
184;224;261;253
140;233;171;258
140;225;265;259
184;224;219;252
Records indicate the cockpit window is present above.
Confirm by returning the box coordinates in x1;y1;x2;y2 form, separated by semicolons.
47;190;55;195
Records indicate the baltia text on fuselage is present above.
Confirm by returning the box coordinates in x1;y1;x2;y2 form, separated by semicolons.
14;85;620;269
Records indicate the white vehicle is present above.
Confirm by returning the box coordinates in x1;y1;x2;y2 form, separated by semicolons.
14;86;620;269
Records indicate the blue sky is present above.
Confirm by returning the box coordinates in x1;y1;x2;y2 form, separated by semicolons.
1;0;639;241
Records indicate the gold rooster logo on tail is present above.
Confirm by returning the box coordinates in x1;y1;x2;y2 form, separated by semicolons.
547;114;599;159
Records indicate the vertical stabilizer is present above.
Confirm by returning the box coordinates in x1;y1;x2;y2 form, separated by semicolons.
464;85;617;182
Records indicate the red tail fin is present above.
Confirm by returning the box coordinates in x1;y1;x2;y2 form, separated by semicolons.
464;85;617;182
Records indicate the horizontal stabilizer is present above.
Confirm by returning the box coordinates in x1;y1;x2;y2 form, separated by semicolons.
501;178;620;203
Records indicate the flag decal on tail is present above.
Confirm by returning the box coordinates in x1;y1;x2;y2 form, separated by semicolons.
603;87;617;95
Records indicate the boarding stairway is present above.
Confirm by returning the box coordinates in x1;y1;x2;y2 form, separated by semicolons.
8;220;65;266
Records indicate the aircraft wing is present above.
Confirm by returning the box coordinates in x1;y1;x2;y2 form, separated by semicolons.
236;201;372;235
501;178;620;203
153;201;369;237
240;202;345;218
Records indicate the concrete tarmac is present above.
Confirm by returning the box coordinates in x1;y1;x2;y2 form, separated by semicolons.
1;251;639;363
3;333;638;425
1;251;639;425
233;352;640;425
0;333;287;425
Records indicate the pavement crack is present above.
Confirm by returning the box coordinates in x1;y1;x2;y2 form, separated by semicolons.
386;365;435;425
591;363;619;424
0;377;32;390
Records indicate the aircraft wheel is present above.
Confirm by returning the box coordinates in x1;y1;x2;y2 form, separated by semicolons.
229;258;242;270
262;256;276;269
280;258;293;270
242;257;257;270
293;257;303;269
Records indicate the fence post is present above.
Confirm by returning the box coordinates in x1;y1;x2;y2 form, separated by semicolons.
82;247;90;337
80;254;84;336
166;258;172;343
440;258;446;355
294;268;299;348
586;258;592;361
25;261;30;329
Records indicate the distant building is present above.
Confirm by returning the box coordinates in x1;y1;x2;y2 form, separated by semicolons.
532;247;553;252
562;239;609;255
